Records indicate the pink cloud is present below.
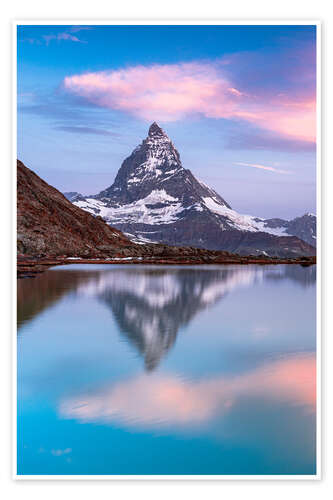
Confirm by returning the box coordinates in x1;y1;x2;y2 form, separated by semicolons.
238;97;316;143
63;59;316;144
64;62;233;122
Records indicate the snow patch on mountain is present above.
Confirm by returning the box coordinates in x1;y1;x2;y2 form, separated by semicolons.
76;189;183;225
201;197;288;235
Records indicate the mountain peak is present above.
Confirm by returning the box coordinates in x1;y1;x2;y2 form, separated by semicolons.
92;122;231;211
72;123;316;257
148;122;165;137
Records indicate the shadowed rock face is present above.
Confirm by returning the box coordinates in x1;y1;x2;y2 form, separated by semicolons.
72;123;316;258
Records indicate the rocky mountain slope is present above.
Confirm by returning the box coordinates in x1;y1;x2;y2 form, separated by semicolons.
72;123;315;258
17;159;135;258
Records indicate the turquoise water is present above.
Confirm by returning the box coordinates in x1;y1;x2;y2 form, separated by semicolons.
17;264;316;476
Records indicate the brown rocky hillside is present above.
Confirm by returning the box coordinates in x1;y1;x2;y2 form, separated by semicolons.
17;160;135;258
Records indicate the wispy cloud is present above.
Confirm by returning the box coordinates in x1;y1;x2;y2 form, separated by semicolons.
19;26;91;45
43;32;85;45
54;126;119;137
20;37;42;45
234;162;291;175
69;26;93;33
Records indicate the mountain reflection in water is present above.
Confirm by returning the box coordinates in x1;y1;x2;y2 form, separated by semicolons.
18;264;316;371
17;264;316;475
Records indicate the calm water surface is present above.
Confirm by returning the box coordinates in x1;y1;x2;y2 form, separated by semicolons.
17;264;316;475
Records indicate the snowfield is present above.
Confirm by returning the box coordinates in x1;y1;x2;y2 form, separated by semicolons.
75;192;290;236
75;189;184;225
202;197;288;236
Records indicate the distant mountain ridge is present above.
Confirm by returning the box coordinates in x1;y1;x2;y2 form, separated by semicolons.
63;191;82;202
71;123;315;258
263;213;316;246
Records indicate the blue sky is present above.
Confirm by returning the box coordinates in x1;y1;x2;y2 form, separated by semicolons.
17;25;316;219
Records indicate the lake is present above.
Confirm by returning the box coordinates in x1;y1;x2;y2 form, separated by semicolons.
17;264;316;476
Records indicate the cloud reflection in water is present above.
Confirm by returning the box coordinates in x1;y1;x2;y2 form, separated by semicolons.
59;353;315;431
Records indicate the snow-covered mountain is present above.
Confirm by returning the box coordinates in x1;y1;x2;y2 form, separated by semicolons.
72;123;316;257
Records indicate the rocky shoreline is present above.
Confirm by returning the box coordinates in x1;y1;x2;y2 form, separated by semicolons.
17;254;316;279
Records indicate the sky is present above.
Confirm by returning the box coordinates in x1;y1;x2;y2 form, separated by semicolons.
17;24;317;219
